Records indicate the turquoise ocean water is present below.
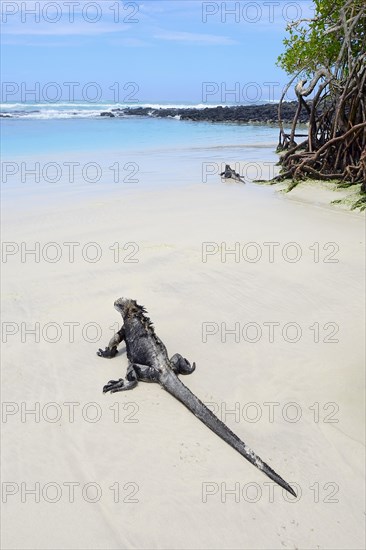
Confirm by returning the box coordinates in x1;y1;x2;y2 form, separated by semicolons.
1;103;282;191
2;116;280;156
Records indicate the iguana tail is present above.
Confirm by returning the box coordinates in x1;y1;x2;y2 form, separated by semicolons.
161;372;296;497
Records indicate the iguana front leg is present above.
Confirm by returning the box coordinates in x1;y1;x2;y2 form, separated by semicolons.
170;353;196;375
103;361;138;393
97;327;125;358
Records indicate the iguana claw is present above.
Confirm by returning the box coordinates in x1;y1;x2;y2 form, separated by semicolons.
103;378;124;393
97;346;118;358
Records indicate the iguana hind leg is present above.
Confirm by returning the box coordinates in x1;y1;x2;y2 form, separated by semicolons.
132;363;160;382
97;327;125;358
170;353;196;375
103;360;160;393
103;361;138;393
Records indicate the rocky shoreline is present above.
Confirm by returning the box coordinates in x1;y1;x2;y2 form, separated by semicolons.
103;101;307;125
1;101;307;124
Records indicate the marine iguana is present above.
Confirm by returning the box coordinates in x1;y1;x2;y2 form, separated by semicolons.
220;164;245;183
98;298;296;497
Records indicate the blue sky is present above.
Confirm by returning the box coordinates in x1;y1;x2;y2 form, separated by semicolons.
1;0;314;103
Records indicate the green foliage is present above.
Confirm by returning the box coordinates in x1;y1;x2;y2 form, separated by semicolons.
277;0;366;75
285;179;300;192
351;198;366;212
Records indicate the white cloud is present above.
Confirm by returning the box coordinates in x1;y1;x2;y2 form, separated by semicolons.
154;31;238;45
109;37;150;47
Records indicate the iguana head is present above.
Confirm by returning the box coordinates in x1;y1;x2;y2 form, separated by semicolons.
114;297;129;315
114;297;141;318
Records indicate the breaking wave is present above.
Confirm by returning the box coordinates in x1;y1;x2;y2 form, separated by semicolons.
0;101;278;120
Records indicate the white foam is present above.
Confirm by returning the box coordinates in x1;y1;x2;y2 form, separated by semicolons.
1;101;280;120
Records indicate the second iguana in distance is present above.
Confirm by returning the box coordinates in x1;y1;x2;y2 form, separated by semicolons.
97;297;296;496
220;164;245;183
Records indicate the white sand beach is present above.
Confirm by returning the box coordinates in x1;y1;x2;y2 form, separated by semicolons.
1;170;365;549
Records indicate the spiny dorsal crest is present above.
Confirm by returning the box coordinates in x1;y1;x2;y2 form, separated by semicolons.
132;301;165;349
128;301;157;337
